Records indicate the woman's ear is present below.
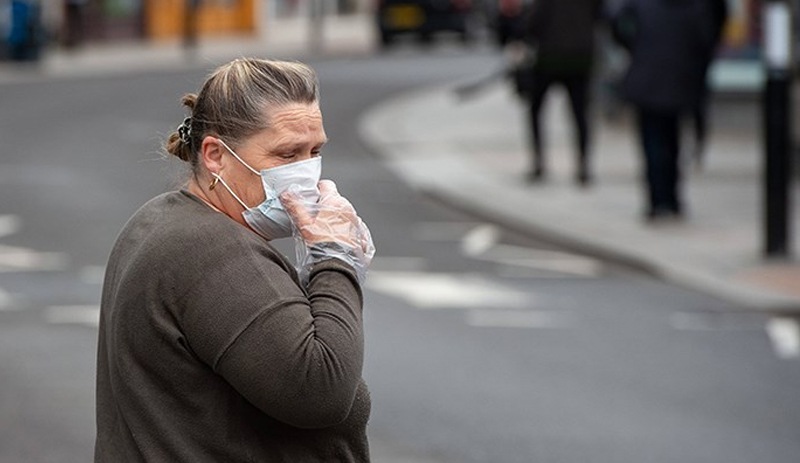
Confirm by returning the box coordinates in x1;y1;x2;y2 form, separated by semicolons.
200;136;224;175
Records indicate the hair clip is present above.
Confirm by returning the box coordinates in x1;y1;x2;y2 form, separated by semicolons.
178;117;192;145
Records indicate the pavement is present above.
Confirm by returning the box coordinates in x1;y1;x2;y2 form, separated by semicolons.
2;12;799;316
362;81;800;312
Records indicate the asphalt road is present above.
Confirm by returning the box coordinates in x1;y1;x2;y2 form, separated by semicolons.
0;44;799;463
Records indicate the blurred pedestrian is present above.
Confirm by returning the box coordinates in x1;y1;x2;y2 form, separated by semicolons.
521;0;605;186
691;0;728;169
94;58;375;462
493;0;527;47
611;0;722;221
63;0;87;49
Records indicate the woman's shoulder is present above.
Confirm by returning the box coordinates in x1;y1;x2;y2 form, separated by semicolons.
117;190;286;268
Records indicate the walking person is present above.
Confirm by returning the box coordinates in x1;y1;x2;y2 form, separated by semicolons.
63;0;87;48
94;58;375;462
611;0;722;221
690;0;729;168
522;0;605;185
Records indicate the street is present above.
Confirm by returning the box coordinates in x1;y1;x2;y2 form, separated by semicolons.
1;45;799;462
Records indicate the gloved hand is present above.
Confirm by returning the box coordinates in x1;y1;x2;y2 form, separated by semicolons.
281;180;375;284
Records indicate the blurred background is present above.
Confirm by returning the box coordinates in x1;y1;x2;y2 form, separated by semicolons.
1;0;800;462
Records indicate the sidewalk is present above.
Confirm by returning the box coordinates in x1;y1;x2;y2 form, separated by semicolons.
360;82;800;312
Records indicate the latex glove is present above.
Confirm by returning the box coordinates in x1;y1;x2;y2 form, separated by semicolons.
281;180;375;284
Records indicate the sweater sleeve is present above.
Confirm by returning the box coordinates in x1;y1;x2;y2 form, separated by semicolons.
176;236;365;429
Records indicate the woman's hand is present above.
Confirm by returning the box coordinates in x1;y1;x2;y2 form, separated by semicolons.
281;180;375;283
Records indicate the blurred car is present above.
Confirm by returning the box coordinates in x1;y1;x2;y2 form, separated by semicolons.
376;0;475;47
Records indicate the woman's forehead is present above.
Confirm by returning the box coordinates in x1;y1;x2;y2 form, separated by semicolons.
267;103;323;130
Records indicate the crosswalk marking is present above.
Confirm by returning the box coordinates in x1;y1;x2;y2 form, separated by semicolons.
0;215;21;239
0;287;12;311
79;266;106;285
366;270;531;310
766;318;800;359
412;221;485;242
460;224;500;257
0;214;68;272
476;244;603;277
0;244;67;272
412;220;603;277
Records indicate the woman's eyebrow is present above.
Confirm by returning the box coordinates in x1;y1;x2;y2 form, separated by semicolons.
271;139;328;152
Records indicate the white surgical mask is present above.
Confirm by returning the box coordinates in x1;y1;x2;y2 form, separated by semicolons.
212;139;322;240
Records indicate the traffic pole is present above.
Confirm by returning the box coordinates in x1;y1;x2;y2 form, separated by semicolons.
762;0;794;258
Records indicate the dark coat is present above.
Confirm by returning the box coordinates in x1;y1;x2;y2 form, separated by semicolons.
612;0;718;112
526;0;605;74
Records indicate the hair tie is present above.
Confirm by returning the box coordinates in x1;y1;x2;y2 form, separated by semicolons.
177;117;192;145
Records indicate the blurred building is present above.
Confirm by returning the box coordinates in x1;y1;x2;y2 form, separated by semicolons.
45;0;257;43
721;0;762;60
48;0;377;44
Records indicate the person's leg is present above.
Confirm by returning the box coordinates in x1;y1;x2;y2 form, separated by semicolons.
692;81;711;169
637;109;673;219
526;71;553;181
564;73;592;185
663;112;683;215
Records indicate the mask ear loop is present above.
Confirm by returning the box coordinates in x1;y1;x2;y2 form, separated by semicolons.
217;138;260;175
211;172;250;210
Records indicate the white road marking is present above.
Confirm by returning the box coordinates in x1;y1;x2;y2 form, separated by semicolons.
467;309;571;329
0;244;67;272
460;224;500;257
0;287;13;311
366;271;531;310
45;305;100;328
672;313;800;360
0;215;21;238
412;221;486;241
766;317;800;359
477;244;603;277
80;266;106;285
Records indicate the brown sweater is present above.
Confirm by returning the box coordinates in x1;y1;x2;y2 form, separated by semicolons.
94;191;370;462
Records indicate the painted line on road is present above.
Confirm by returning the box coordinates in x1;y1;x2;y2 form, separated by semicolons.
467;309;572;329
45;305;100;328
0;244;68;272
366;270;531;310
412;221;487;242
0;215;21;239
766;317;800;359
0;287;13;311
477;244;604;277
80;266;107;285
460;224;500;257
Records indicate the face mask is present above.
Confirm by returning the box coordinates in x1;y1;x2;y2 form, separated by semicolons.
212;139;322;240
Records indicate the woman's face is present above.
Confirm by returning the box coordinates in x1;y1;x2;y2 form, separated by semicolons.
219;102;327;210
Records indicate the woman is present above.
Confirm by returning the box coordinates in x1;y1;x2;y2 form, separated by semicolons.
94;58;375;462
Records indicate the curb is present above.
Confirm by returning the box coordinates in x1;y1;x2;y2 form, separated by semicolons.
358;84;800;314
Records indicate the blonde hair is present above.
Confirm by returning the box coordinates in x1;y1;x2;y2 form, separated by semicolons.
166;58;320;169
